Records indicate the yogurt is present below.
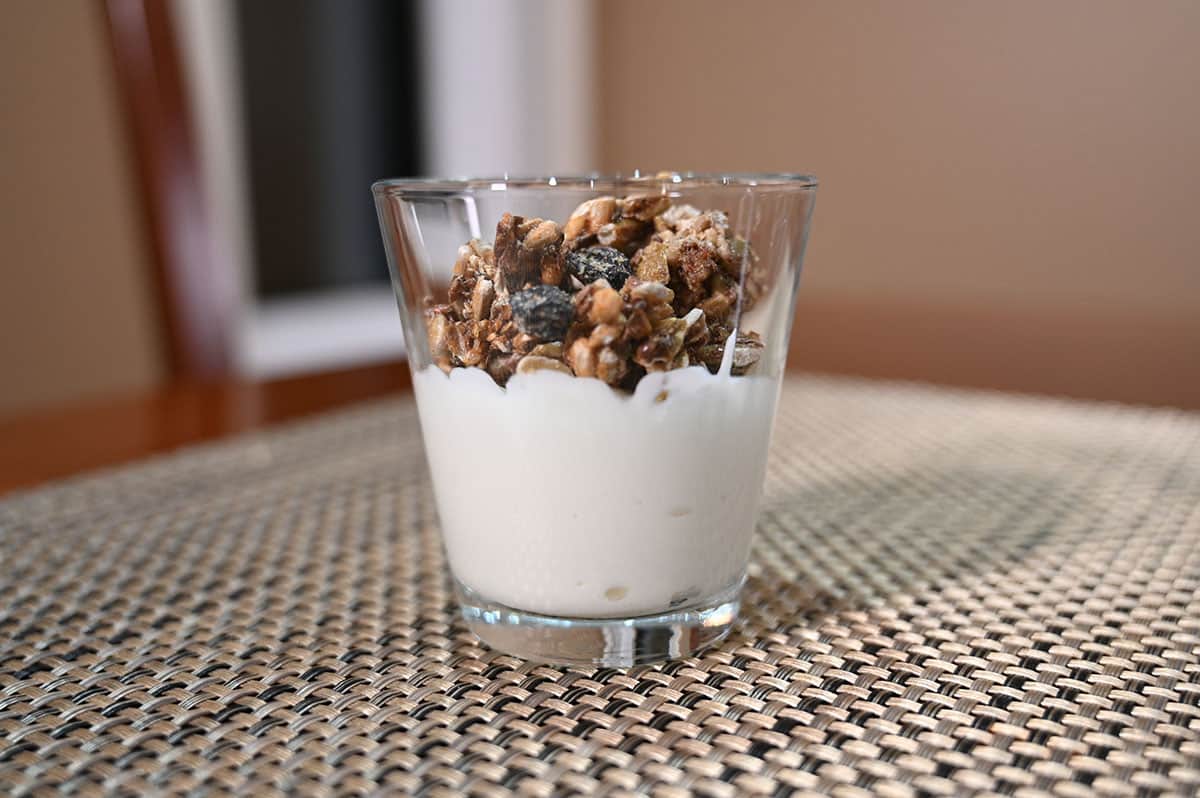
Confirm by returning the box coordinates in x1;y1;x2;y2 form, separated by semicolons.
412;344;781;618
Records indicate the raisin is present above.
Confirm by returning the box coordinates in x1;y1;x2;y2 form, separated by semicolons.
565;246;632;290
509;285;574;341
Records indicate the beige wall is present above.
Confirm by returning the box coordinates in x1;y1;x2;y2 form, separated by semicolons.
599;1;1200;406
1;1;1197;415
0;1;164;417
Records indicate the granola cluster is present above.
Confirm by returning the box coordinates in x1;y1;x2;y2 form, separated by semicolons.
426;195;767;389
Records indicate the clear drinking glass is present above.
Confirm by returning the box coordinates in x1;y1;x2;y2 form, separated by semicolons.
374;173;816;665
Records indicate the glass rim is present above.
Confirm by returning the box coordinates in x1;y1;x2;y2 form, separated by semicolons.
372;171;818;197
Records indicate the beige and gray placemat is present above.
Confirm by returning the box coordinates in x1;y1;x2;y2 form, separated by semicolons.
2;377;1198;797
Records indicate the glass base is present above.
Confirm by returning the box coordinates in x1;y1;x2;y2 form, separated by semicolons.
456;580;742;667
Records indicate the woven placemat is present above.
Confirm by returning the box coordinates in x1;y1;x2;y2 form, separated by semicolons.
2;377;1198;797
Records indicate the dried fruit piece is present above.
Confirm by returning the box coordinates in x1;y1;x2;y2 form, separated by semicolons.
510;285;573;341
565;246;632;289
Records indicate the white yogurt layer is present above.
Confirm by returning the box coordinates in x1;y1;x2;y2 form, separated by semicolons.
412;344;781;618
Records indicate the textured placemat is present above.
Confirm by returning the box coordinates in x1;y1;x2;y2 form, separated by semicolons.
2;377;1198;797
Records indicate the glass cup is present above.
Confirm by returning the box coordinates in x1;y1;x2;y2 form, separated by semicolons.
373;173;816;665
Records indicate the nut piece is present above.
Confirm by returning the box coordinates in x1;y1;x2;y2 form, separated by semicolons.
619;194;671;221
622;278;675;309
426;307;455;372
469;278;494;321
620;278;675;338
565;337;596;377
529;341;563;359
447;267;476;320
564;194;669;253
565;328;629;386
523;218;559;250
516;354;573;376
447;241;494;319
454;239;496;280
592;287;623;324
687;329;763;375
564;284;632;386
596;217;650;255
448;319;487;367
565;246;632;289
509;285;574;341
574;281;624;326
634;317;688;372
563;196;617;246
494;213;565;292
654;204;702;234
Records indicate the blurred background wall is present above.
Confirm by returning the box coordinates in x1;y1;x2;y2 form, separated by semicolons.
1;0;1197;417
599;0;1200;407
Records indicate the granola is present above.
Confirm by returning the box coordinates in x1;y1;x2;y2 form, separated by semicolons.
425;194;769;389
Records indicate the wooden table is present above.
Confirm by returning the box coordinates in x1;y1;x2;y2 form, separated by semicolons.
0;360;412;496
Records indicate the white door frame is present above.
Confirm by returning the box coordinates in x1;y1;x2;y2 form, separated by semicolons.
172;0;596;379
